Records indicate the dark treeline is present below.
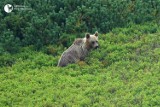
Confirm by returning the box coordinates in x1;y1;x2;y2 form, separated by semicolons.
0;0;160;53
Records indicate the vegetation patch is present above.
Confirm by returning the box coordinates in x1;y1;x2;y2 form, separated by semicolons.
0;23;160;106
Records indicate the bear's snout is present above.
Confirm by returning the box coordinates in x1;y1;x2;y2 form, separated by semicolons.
95;46;99;49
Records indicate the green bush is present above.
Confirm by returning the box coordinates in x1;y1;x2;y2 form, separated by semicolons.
0;0;160;53
1;23;160;106
0;30;20;54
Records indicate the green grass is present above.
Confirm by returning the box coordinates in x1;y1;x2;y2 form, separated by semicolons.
0;22;160;107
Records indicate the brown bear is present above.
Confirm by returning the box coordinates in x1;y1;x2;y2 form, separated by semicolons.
57;31;99;67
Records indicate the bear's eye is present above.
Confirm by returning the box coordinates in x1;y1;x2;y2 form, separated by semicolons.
92;41;95;44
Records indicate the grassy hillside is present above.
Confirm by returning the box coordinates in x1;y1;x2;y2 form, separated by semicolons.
0;22;160;107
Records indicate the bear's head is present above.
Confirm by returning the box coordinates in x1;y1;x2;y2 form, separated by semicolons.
85;31;99;50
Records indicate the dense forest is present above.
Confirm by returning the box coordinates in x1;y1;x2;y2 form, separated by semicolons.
0;0;160;106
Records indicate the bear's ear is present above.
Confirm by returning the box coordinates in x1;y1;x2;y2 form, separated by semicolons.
95;31;98;37
86;33;90;39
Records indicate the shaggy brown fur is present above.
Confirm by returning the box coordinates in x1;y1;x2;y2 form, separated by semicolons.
57;31;99;67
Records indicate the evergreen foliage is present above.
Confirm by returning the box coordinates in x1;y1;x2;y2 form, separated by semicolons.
0;0;160;52
0;0;160;106
0;23;160;106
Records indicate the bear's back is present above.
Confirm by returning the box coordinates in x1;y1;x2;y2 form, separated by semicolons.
73;38;84;45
